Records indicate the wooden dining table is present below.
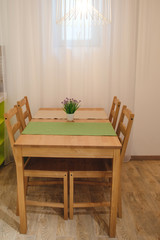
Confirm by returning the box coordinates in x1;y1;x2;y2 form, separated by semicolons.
14;108;122;237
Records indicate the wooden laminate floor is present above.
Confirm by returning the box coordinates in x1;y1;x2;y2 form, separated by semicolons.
0;160;160;240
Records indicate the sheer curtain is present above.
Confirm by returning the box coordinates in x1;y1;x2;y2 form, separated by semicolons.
0;0;138;161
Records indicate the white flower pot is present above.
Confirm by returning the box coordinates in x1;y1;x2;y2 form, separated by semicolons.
66;113;74;121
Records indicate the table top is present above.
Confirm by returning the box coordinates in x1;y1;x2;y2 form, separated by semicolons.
14;108;121;149
15;134;121;148
33;108;108;120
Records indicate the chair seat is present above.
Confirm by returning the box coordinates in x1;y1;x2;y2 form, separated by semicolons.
68;158;110;171
25;157;69;171
70;158;112;175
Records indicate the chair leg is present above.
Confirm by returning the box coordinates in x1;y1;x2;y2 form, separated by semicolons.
117;184;122;218
24;177;29;195
69;172;74;219
16;190;19;216
63;173;68;220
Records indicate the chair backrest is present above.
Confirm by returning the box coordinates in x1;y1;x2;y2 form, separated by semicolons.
4;105;23;149
116;105;134;162
17;96;32;129
109;96;121;129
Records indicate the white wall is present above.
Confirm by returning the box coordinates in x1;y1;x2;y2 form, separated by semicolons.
132;0;160;155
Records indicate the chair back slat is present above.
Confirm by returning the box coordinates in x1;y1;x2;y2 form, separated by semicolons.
12;122;22;136
17;96;32;129
18;97;26;107
116;105;134;162
4;105;23;149
23;110;30;119
6;107;17;119
119;122;126;137
111;110;115;118
123;107;133;119
109;96;121;129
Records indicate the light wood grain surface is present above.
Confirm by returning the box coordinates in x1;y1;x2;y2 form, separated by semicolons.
33;108;108;120
15;135;121;148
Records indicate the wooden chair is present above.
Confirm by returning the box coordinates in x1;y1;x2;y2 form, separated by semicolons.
4;106;68;220
17;96;32;129
109;96;121;129
115;105;134;217
69;105;134;219
103;105;134;217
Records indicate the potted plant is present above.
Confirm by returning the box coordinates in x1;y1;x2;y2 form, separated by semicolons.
61;97;81;121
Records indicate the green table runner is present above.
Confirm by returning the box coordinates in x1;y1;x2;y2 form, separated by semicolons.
22;122;116;136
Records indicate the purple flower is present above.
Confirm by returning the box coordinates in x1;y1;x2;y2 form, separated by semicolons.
61;97;81;114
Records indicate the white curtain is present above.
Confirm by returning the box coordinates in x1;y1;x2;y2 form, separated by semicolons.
0;0;138;161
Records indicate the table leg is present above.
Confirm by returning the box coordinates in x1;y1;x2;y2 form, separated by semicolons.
14;146;27;234
109;149;121;238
